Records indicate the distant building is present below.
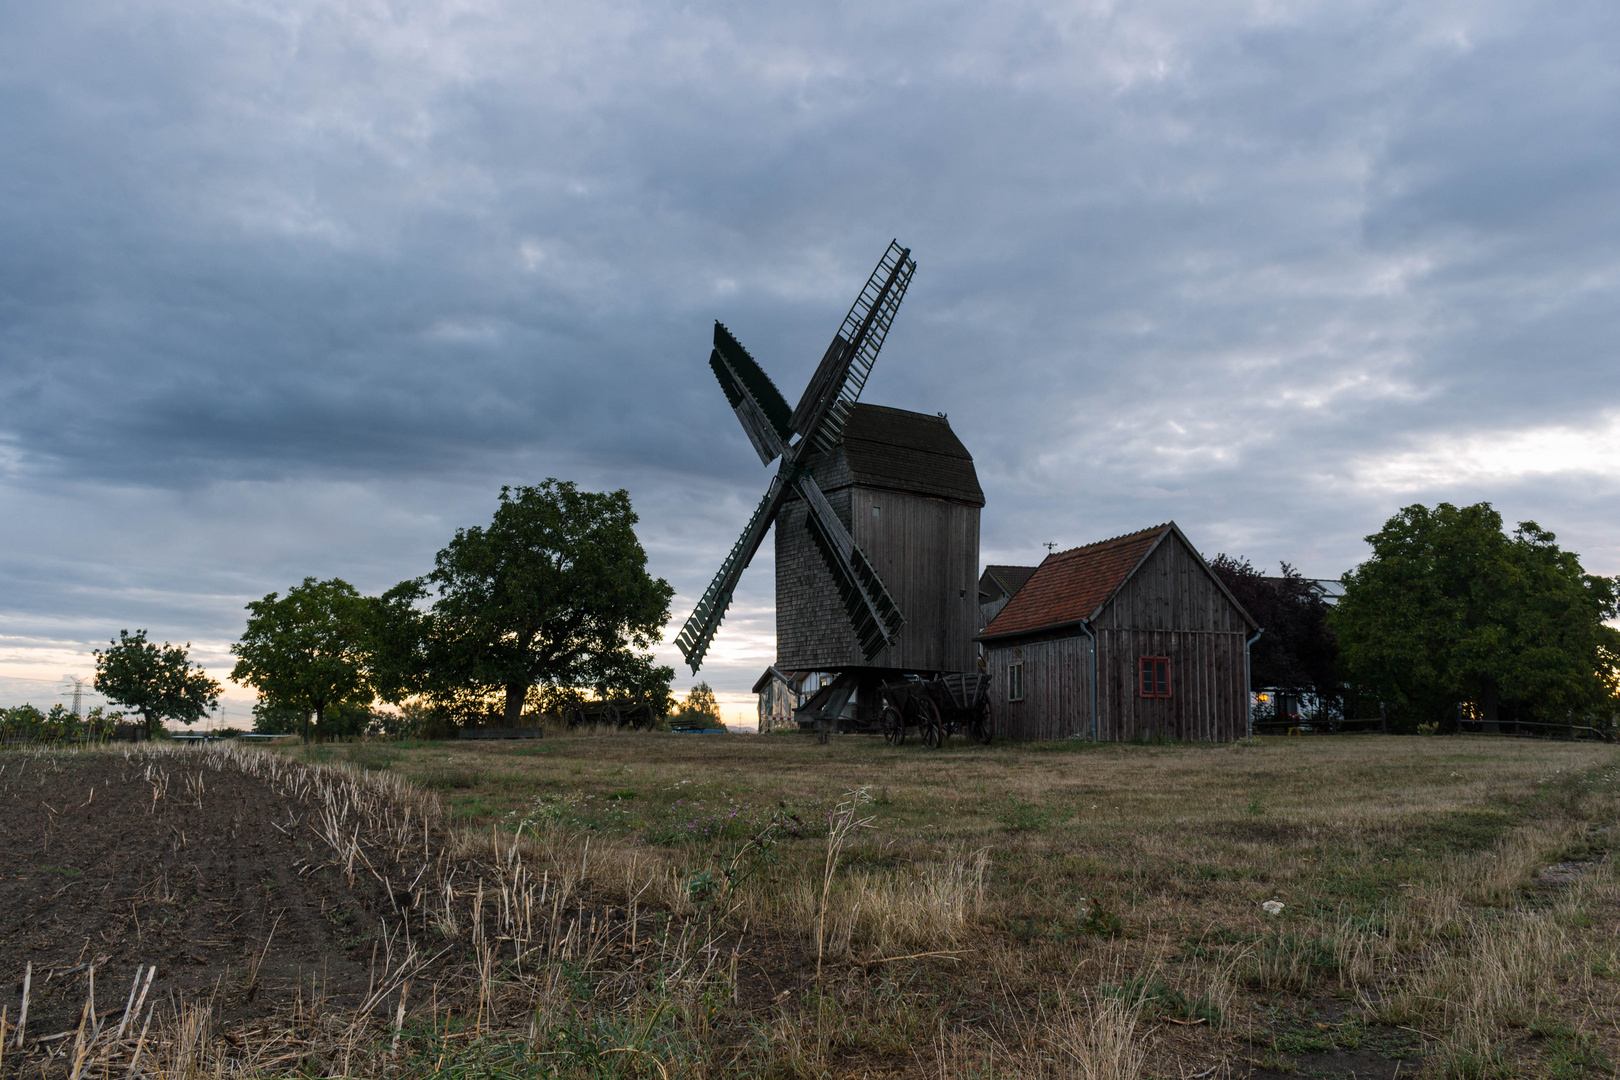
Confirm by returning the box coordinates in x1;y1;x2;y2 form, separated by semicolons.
751;667;842;732
1261;576;1345;605
752;667;801;732
978;564;1038;630
977;523;1260;742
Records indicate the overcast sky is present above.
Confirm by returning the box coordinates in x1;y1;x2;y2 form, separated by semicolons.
3;0;1618;722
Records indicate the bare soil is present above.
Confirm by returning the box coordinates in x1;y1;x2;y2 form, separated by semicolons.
0;751;393;1039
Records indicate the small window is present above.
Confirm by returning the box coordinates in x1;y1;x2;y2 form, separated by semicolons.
1008;661;1025;702
872;504;880;517
1139;657;1171;698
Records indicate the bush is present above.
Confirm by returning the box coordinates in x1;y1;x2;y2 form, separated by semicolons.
0;704;121;743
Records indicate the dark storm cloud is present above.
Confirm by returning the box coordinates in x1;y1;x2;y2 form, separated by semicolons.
3;0;1620;704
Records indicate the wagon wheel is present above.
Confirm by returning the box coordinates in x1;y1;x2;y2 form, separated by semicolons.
970;697;994;745
881;705;906;746
919;698;945;749
600;703;622;728
562;707;584;729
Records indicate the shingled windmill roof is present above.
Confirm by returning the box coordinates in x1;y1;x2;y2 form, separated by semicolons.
978;525;1171;639
818;403;984;506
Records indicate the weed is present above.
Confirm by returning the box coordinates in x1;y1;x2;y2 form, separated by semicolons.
1079;900;1125;939
999;796;1051;832
421;763;480;790
1102;977;1223;1027
1248;930;1340;993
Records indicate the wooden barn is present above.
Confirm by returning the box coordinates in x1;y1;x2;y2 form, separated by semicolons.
977;523;1260;742
775;403;983;673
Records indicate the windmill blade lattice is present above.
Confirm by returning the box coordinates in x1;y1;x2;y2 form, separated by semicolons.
796;241;916;454
674;473;789;671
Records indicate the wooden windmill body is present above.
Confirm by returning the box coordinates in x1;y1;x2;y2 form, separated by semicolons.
775;403;981;673
676;242;985;730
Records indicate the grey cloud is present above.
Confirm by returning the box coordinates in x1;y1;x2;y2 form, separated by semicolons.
3;0;1619;704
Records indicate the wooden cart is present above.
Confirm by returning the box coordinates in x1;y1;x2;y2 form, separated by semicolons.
877;673;993;748
560;698;661;731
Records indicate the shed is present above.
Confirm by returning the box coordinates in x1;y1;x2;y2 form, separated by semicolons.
976;523;1260;742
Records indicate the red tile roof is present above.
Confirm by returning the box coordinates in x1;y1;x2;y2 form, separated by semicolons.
978;525;1171;639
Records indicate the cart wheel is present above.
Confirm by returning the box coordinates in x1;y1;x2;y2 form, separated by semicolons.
563;708;583;729
971;698;994;745
600;703;622;728
881;705;906;746
920;699;945;749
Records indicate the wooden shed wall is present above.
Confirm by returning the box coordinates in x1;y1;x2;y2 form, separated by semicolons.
1090;530;1250;635
776;483;979;672
1092;530;1249;742
984;634;1093;741
1093;629;1247;741
983;530;1251;742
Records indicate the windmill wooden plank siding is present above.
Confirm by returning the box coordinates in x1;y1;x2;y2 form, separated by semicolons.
776;404;982;672
978;523;1258;742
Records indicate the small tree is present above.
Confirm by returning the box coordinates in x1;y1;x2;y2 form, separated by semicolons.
424;481;675;726
94;629;221;738
231;577;372;742
677;681;722;727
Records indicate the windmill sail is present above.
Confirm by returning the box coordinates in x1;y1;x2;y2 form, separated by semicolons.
710;323;793;465
677;240;916;673
675;473;790;671
789;334;850;440
796;241;915;454
794;473;905;659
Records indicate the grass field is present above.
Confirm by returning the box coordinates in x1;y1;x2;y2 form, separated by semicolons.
2;731;1615;1079
283;728;1620;1079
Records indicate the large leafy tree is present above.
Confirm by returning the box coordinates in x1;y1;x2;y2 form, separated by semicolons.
1208;555;1338;695
93;629;222;737
1332;502;1620;729
231;577;372;742
423;481;675;726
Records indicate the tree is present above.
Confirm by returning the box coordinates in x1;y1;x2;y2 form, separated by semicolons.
93;629;221;738
1331;502;1620;730
251;698;304;735
231;577;372;742
424;481;675;726
362;579;434;707
676;681;722;727
1208;555;1338;696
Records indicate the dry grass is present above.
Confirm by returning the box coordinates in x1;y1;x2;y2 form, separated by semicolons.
4;733;1618;1077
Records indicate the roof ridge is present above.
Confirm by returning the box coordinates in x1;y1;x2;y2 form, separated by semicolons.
977;523;1174;640
1050;523;1170;560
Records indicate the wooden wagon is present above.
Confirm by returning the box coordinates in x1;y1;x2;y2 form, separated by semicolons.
877;673;993;748
560;698;661;731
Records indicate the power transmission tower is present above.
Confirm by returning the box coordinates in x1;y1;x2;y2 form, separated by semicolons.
62;675;88;717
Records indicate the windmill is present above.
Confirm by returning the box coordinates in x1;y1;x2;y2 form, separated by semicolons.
676;241;919;673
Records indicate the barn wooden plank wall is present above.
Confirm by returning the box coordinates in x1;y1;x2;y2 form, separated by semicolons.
983;529;1251;743
985;635;1093;741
